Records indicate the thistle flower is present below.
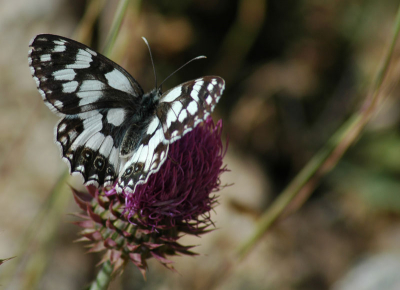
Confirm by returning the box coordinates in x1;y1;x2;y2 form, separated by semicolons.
73;117;227;277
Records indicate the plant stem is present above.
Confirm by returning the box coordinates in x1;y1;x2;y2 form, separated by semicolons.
102;0;131;57
237;3;400;259
89;261;114;290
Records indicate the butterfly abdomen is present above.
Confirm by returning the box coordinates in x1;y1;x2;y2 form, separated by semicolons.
120;122;148;157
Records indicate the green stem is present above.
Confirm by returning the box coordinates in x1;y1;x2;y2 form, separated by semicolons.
372;3;400;93
237;3;400;259
89;261;114;290
102;0;131;57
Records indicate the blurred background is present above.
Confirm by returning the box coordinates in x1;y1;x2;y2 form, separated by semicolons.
1;0;400;289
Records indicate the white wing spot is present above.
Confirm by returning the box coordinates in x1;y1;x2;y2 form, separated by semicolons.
78;48;92;57
193;83;202;91
76;165;85;172
76;50;92;63
58;123;67;132
53;69;76;81
70;112;103;150
54;100;63;109
66;62;90;69
207;83;214;91
172;100;183;114
206;95;213;105
40;54;51;62
85;132;105;151
107;109;125;126
160;150;166;161
131;144;143;163
33;76;40;87
190;89;200;102
86;48;97;56
147;117;159;134
178;110;188;122
80;80;104;91
195;80;204;86
108;147;119;173
211;79;218;85
187;101;198;115
53;45;66;53
89;174;99;180
171;130;179;138
145;128;164;170
62;81;79;93
53;40;66;45
99;136;114;156
77;91;102;107
105;69;133;94
38;88;46;100
161;87;182;103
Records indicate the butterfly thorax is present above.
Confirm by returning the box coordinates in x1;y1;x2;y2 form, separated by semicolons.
119;89;161;158
140;88;161;115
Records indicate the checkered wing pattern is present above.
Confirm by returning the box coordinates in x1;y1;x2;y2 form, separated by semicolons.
29;34;225;193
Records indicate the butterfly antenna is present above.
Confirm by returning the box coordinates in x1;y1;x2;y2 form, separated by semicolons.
142;37;157;89
158;55;207;91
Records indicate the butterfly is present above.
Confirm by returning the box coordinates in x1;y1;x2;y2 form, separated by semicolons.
28;34;224;194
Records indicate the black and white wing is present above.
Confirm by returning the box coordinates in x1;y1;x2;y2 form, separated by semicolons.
28;34;144;187
116;76;225;194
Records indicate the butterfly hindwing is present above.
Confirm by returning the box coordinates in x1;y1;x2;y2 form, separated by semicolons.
117;117;169;192
56;110;125;187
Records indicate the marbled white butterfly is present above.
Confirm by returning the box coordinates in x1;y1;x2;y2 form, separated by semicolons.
28;34;224;194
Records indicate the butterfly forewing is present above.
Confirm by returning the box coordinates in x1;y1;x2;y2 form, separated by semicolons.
29;34;144;115
29;34;225;194
160;76;224;141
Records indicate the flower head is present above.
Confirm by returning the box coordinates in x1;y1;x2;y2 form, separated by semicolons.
72;117;227;276
113;117;226;229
